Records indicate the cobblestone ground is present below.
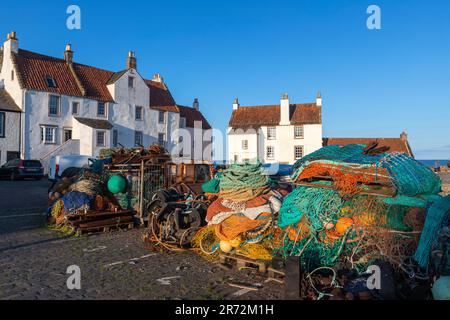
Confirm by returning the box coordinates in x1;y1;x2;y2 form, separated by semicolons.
0;180;283;300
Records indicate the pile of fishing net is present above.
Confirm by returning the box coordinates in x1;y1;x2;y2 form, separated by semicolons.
193;162;286;260
99;143;170;165
47;167;136;235
275;144;450;274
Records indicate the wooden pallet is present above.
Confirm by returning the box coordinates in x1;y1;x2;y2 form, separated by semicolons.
267;266;285;284
219;253;268;273
78;221;134;234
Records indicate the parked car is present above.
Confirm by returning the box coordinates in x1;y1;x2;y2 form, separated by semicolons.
48;155;94;181
0;159;45;180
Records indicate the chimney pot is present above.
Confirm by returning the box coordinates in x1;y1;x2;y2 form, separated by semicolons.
64;44;74;63
233;98;240;110
400;131;408;142
193;98;199;111
316;90;322;107
126;51;137;70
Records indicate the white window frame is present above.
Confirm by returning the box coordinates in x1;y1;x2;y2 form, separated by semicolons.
96;130;106;147
135;106;143;121
48;95;60;117
267;146;275;160
40;125;57;144
0;112;5;138
97;102;107;118
134;130;143;147
180;117;186;128
158;111;166;124
242;140;248;150
63;128;72;143
128;76;134;88
294;125;304;139
294;145;304;160
267;126;276;140
72;101;80;115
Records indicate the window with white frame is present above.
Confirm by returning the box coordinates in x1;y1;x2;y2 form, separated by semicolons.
267;127;276;140
96;131;106;147
294;125;304;139
242;140;248;150
158;111;165;123
158;133;165;146
294;145;304;159
267;146;275;159
63;129;72;142
72;102;80;115
40;126;57;144
128;76;134;88
48;95;60;117
135;106;143;121
112;129;118;147
97;102;106;117
135;131;143;146
0;112;5;138
180;117;186;128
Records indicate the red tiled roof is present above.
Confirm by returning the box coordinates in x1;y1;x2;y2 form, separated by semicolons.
323;138;414;157
13;49;84;98
71;63;114;102
145;79;176;107
229;103;321;127
177;105;211;130
12;48;176;104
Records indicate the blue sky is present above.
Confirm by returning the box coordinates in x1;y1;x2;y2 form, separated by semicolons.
1;0;449;159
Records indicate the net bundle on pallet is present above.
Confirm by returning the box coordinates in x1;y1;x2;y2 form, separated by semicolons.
193;162;285;261
275;144;450;274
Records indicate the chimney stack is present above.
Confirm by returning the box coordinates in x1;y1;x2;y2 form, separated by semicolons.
152;73;164;83
280;92;290;125
126;51;137;70
193;98;199;111
316;91;322;107
233;98;240;111
400;131;408;142
5;31;18;54
64;44;74;64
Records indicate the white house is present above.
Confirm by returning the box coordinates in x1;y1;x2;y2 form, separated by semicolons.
227;92;323;164
0;31;212;166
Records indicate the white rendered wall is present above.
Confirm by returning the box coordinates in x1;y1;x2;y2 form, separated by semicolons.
0;111;21;165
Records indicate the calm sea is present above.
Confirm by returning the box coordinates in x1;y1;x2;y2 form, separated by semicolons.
418;160;450;167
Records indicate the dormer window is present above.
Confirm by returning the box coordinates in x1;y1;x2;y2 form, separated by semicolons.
45;76;57;88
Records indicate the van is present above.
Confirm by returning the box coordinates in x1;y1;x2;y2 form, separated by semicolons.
48;155;94;181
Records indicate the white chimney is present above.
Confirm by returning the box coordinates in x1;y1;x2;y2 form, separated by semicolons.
280;92;290;125
316;91;322;107
152;73;164;83
232;98;239;111
193;98;199;111
4;31;19;54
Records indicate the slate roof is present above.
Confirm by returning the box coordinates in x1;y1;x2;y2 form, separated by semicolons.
74;117;113;130
0;89;21;112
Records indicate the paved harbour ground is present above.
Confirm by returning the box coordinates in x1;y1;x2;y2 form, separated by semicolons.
0;180;283;300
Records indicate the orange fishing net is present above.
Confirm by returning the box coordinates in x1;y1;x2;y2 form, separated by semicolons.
296;163;392;196
214;212;272;241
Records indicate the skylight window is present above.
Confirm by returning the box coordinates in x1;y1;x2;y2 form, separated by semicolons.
45;76;57;88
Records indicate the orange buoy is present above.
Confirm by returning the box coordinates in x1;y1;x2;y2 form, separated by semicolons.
335;217;354;235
